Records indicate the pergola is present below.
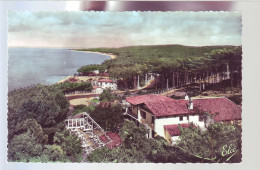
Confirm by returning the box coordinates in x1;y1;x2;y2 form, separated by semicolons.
65;112;112;158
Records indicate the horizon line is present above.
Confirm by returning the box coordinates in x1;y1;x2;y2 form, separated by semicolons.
8;43;241;49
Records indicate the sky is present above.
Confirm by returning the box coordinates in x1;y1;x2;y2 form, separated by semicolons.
8;11;242;48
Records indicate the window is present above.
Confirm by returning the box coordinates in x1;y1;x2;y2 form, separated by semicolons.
199;115;204;122
141;111;146;119
179;116;183;121
187;115;189;121
152;116;155;124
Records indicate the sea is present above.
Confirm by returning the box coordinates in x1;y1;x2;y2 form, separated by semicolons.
8;47;110;91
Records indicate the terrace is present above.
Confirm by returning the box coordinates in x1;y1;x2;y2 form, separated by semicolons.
65;112;113;159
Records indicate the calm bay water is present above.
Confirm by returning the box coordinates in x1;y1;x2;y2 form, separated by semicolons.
8;47;110;91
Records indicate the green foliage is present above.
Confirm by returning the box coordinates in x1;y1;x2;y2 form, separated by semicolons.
78;45;241;90
90;104;123;132
88;120;150;163
227;95;242;105
8;130;44;161
53;130;83;162
72;104;95;116
119;120;148;149
87;146;117;163
7;85;83;162
8;85;69;141
99;88;116;102
88;121;242;163
177;122;242;163
41;145;67;162
91;99;99;103
14;118;49;144
88;120;177;163
89;45;238;75
77;64;106;73
55;81;93;93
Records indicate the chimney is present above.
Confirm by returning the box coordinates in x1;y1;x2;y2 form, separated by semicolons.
188;98;193;110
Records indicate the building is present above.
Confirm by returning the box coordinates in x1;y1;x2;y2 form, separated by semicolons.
92;86;104;94
164;124;194;144
97;79;117;90
125;94;241;144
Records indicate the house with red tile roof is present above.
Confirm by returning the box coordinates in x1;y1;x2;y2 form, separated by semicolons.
97;78;117;90
126;94;241;144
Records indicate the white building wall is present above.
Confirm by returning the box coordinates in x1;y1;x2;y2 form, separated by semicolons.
154;115;205;137
95;88;103;94
189;115;205;129
98;82;117;90
154;116;189;137
171;136;180;145
137;106;141;122
93;70;99;74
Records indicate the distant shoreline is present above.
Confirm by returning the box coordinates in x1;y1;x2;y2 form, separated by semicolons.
71;49;117;60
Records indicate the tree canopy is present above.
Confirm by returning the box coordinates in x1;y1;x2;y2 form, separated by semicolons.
176;122;242;163
90;104;124;132
8;85;82;162
78;45;242;90
87;120;242;163
99;88;116;102
55;81;93;93
87;120;178;163
77;64;106;73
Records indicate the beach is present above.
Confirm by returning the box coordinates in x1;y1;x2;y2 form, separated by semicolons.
57;75;108;84
72;50;117;60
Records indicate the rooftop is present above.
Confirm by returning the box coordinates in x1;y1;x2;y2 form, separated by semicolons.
191;98;242;122
99;132;122;149
164;124;193;136
126;94;174;105
126;95;241;121
98;79;114;83
144;100;189;117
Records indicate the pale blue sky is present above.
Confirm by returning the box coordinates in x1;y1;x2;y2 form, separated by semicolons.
8;11;242;48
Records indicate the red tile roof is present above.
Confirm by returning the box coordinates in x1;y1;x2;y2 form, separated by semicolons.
98;79;114;83
164;124;193;136
126;94;174;105
191;98;242;122
93;86;103;90
126;95;241;121
145;100;189;117
99;132;122;149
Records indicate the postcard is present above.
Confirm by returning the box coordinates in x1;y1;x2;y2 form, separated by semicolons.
6;11;243;164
